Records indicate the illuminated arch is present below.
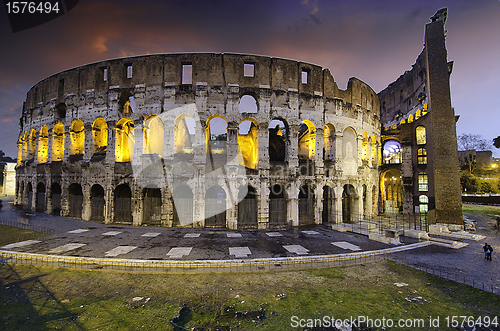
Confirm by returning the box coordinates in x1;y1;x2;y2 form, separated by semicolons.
51;123;65;161
238;119;259;169
92;117;108;154
416;109;422;119
115;118;134;162
69;120;85;155
174;114;196;155
22;132;28;161
383;139;401;164
380;169;403;214
408;114;414;123
37;126;49;163
416;126;426;145
28;129;36;159
298;120;316;160
362;131;369;162
323;124;335;161
143;115;164;156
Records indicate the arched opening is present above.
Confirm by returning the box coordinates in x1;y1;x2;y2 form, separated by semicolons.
172;186;193;226
174;114;196;158
205;186;226;227
143;115;164;157
22;132;28;161
269;184;287;227
206;117;227;168
268;119;287;162
322;186;335;224
343;127;358;175
323;124;335;161
143;188;162;225
238;119;259;169
115;118;134;162
416;126;426;145
298;120;315;160
371;134;378;166
17;136;23;166
299;184;315;225
114;184;132;223
383;139;402;164
26;182;33;210
28;129;36;160
69;120;85;156
362;131;369;163
237;185;258;229
68;183;83;218
36;182;45;213
90;184;105;222
92;118;108;155
342;184;358;223
419;195;429;213
37;126;49;163
381;169;403;214
51;183;61;215
52;123;65;161
239;94;258;113
118;92;135;113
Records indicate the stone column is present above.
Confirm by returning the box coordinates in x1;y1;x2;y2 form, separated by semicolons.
289;124;299;170
105;121;116;164
63;125;71;162
259;180;269;229
83;123;92;161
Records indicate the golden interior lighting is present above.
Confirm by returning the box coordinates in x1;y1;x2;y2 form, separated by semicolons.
28;129;36;159
92;117;108;153
238;120;258;169
143;115;164;157
115;118;134;162
298;120;316;160
52;123;65;161
37;126;49;163
175;115;195;154
69;120;85;155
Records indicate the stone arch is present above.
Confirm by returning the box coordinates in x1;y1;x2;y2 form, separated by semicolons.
322;185;335;224
22;131;28;161
114;184;132;223
205;185;227;227
172;185;194;226
143;188;162;225
52;123;65;161
51;183;62;215
269;183;287;227
36;182;46;213
69;119;85;156
143;115;164;157
28;129;36;160
383;139;401;164
238;94;258;113
238;119;259;169
380;169;403;214
90;184;105;222
323;123;335;161
174;114;196;157
237;185;258;229
68;183;83;218
268;118;288;162
26;182;33;210
298;120;316;160
206;116;227;155
342;184;358;223
115;118;134;162
299;183;315;225
37;126;49;163
118;91;135;113
342;127;357;175
92;117;108;155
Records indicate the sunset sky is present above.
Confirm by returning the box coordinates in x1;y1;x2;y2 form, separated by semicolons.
1;0;499;159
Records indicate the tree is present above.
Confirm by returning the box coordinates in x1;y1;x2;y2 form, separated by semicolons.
494;136;500;149
457;134;492;173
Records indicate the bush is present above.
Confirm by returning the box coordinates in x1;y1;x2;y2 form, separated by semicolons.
461;172;479;193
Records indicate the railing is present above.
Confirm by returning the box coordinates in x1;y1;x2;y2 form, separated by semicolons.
0;219;55;234
388;256;499;296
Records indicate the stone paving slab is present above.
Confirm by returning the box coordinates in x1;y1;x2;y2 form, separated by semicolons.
48;243;86;254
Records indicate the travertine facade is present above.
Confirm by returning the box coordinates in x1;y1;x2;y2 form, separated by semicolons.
15;8;462;229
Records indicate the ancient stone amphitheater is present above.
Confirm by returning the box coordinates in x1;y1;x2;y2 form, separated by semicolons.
15;53;381;228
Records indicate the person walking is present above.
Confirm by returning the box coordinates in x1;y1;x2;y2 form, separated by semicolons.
483;243;490;261
486;244;493;261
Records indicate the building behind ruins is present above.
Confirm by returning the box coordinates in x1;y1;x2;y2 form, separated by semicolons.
15;8;463;229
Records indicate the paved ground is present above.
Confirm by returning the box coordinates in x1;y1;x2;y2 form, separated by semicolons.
1;196;499;291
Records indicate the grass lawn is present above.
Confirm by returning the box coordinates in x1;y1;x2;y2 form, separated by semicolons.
0;224;51;246
463;203;500;218
1;261;499;330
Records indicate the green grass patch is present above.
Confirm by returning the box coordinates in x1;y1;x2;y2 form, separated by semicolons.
462;204;500;217
0;261;498;330
0;224;51;246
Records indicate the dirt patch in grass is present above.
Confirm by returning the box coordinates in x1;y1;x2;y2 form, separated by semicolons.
1;260;499;330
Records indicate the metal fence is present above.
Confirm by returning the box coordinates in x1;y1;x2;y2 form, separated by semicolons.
388;256;499;296
0;219;55;234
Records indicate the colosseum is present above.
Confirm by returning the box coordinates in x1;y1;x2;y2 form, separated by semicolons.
15;8;463;230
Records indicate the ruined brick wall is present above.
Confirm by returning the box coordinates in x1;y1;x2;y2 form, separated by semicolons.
16;53;381;228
